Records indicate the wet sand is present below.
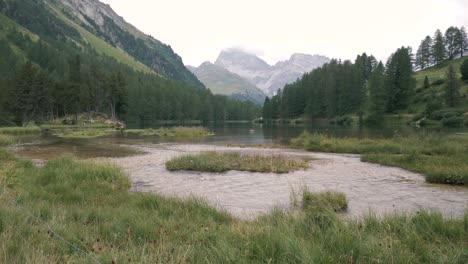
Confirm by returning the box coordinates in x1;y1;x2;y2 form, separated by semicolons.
109;144;468;219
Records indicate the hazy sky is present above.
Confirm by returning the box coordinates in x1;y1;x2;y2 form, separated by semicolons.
100;0;467;66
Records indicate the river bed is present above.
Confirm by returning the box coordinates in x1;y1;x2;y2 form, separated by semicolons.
107;143;468;219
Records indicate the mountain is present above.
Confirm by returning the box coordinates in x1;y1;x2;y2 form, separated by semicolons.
188;62;266;105
0;0;203;87
215;50;330;96
0;0;261;126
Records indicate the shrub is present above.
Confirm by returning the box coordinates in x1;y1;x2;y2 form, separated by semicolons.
330;116;353;126
432;79;445;86
429;109;463;120
441;117;464;127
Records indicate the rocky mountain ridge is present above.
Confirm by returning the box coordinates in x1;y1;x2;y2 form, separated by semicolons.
215;50;330;96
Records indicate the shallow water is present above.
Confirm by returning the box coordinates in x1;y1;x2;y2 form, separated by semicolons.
108;144;468;219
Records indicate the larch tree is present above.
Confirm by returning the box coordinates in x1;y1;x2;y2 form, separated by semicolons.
445;26;459;60
432;29;446;65
367;62;386;124
444;65;460;107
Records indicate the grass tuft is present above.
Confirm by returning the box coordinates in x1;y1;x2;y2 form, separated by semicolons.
302;190;348;212
166;151;310;173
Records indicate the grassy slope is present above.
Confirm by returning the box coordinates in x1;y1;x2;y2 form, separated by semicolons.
45;2;154;74
411;57;468;113
0;13;39;41
0;13;39;61
0;151;466;263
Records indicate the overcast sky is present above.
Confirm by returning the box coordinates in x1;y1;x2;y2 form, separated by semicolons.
100;0;467;66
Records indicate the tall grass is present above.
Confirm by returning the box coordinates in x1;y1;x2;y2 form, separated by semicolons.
0;126;41;135
0;135;16;146
291;132;468;185
166;151;309;173
0;152;466;263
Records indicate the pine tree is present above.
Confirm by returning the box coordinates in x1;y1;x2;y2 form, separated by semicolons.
384;47;416;112
366;62;386;124
107;72;128;120
444;65;460;107
8;62;51;126
455;26;467;58
415;36;433;69
262;97;271;120
66;55;82;122
424;76;430;89
432;29;446;65
460;59;468;81
445;27;459;60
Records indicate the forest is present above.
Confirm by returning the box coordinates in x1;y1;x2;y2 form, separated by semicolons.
0;27;260;127
263;26;468;124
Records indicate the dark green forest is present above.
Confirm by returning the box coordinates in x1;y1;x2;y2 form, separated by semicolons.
263;26;468;124
0;0;260;127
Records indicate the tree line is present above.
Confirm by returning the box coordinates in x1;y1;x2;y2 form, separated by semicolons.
415;26;467;70
0;28;260;127
263;25;468;124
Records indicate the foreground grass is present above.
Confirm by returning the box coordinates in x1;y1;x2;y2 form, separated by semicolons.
0;135;16;147
0;151;466;263
291;132;468;185
124;127;213;137
166;151;309;173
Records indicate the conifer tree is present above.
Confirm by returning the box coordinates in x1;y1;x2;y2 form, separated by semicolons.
455;27;467;58
445;26;459;60
367;62;386;124
432;29;446;65
444;65;460;107
461;59;468;81
424;76;430;89
384;47;415;112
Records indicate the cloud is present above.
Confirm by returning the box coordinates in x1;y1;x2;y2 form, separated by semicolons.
224;46;265;56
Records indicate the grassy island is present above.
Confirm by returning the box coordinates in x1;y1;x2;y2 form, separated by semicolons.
166;151;310;173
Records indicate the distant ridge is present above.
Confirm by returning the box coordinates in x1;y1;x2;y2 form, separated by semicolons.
188;62;266;105
215;49;330;96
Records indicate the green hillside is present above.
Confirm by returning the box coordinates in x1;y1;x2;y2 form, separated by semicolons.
189;62;266;105
45;2;153;74
0;0;261;126
411;57;468;114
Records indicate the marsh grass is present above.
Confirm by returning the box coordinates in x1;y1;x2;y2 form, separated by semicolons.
124;127;213;137
52;128;116;139
0;135;16;146
302;190;348;212
166;151;310;173
292;132;468;185
0;126;41;135
0;152;466;263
